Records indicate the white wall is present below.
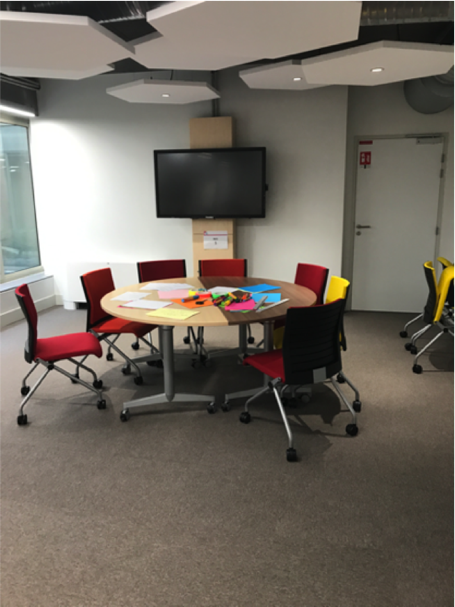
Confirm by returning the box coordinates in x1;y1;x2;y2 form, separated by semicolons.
29;71;349;302
343;82;454;281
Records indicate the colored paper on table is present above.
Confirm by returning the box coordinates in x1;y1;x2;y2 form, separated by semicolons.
111;292;148;302
239;283;280;293
158;289;190;300
140;282;194;291
225;299;257;312
252;293;281;304
146;308;199;320
171;298;214;309
120;300;171;310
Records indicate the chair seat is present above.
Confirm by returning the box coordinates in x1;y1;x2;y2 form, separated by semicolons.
35;333;103;362
244;349;284;380
92;317;154;338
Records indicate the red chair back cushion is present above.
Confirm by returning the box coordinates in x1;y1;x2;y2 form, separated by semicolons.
15;284;37;362
81;268;115;330
199;259;247;277
294;263;329;305
137;259;186;282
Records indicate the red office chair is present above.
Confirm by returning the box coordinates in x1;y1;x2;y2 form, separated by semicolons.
81;268;158;385
15;284;105;426
237;299;358;462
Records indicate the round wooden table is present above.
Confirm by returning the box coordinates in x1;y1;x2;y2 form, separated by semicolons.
101;276;317;419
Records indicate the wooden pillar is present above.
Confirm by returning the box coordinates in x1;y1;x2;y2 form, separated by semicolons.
189;117;236;275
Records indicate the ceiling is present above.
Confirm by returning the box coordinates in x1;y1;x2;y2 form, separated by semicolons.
0;1;453;75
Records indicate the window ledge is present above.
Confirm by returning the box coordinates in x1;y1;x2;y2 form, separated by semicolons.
0;272;51;293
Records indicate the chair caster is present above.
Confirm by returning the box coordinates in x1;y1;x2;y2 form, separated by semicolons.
131;342;140;351
106;353;114;361
134;376;143;386
346;423;358;436
121;364;131;375
120;409;131;422
336;373;345;384
239;411;251;424
413;364;423;374
93;379;103;389
404;342;413;351
207;403;217;414
20;386;30;396
97;399;106;410
221;401;231;412
71;377;79;384
147;359;163;369
183;336;190;344
286;448;297;462
247;336;255;344
17;414;28;426
400;330;408;338
191;359;202;369
410;346;418;355
353;400;362;412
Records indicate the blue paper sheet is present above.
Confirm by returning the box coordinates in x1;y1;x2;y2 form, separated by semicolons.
252;293;281;303
241;283;280;293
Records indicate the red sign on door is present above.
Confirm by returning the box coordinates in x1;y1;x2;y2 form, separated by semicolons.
360;151;371;165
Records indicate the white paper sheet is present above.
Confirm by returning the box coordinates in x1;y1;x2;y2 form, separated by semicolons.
120;300;171;310
140;282;194;291
111;292;148;302
209;286;237;295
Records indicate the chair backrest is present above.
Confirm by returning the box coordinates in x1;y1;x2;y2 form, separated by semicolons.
81;267;115;331
437;257;454;309
422;261;439;325
199;258;247;277
15;284;37;363
282;299;345;385
137;259;187;283
294;263;329;305
325;276;350;351
437;256;453;270
434;265;454;321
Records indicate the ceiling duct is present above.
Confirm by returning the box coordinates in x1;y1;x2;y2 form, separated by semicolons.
361;1;454;25
404;67;454;114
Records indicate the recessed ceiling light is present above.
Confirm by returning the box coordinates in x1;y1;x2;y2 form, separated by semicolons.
162;93;170;98
293;77;302;81
370;67;384;73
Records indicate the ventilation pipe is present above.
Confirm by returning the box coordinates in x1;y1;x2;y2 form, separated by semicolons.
404;67;454;114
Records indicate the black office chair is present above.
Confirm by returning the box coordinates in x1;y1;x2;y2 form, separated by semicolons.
229;299;359;461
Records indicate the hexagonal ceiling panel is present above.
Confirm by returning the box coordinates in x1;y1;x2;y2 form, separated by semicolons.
106;79;220;104
133;31;255;71
0;11;134;79
240;60;325;91
146;1;362;62
301;41;455;86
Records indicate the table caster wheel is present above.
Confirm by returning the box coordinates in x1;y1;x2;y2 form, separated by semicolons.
239;411;251;424
286;448;297;462
207;403;217;414
353;400;362;412
97;399;106;410
121;364;131;375
346;423;358;436
400;330;408;338
221;401;231;412
20;386;30;396
120;409;130;422
134;376;143;386
106;353;114;361
17;414;28;426
131;342;139;350
413;364;423;374
93;379;103;389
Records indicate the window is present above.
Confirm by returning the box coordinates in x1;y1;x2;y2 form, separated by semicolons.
0;120;42;283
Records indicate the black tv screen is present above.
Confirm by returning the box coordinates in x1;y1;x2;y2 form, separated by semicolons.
154;147;266;218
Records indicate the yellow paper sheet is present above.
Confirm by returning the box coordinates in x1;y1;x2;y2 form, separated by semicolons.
146;308;199;321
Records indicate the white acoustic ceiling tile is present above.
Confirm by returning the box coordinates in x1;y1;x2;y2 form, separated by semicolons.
0;11;134;79
302;41;455;86
146;1;362;60
106;79;220;104
133;31;255;71
240;60;325;91
2;65;114;80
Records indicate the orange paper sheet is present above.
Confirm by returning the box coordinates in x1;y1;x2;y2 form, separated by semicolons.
171;298;214;309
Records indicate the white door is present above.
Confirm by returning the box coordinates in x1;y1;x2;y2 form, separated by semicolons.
352;137;444;312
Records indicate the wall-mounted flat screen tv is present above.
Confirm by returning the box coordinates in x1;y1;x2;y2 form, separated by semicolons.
154;147;266;219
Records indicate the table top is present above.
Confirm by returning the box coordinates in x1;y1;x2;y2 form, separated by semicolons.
101;276;317;328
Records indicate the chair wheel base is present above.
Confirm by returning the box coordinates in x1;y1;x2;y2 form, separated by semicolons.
147;359;163;369
207;403;217;414
121;364;131;375
20;386;30;396
97;399;106;410
405;342;412;351
239;411;251;424
400;331;408;338
17;414;28;426
346;423;358;436
413;364;423;374
183;336;190;344
410;346;418;355
221;401;231;412
247;336;255;344
134;376;143;386
120;409;130;422
353;400;362;413
93;379;103;389
131;342;140;351
286;448;297;462
106;353;114;362
336;373;345;384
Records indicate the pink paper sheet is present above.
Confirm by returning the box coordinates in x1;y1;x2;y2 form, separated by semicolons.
158;289;190;300
224;299;256;312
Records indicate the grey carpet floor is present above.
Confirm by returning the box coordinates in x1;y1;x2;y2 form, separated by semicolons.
1;307;453;607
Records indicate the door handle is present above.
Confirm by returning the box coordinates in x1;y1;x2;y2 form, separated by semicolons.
356;224;371;229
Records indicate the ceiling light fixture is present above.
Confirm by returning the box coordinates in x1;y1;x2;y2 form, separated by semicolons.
162;93;170;98
370;67;384;73
293;77;302;81
0;104;36;118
